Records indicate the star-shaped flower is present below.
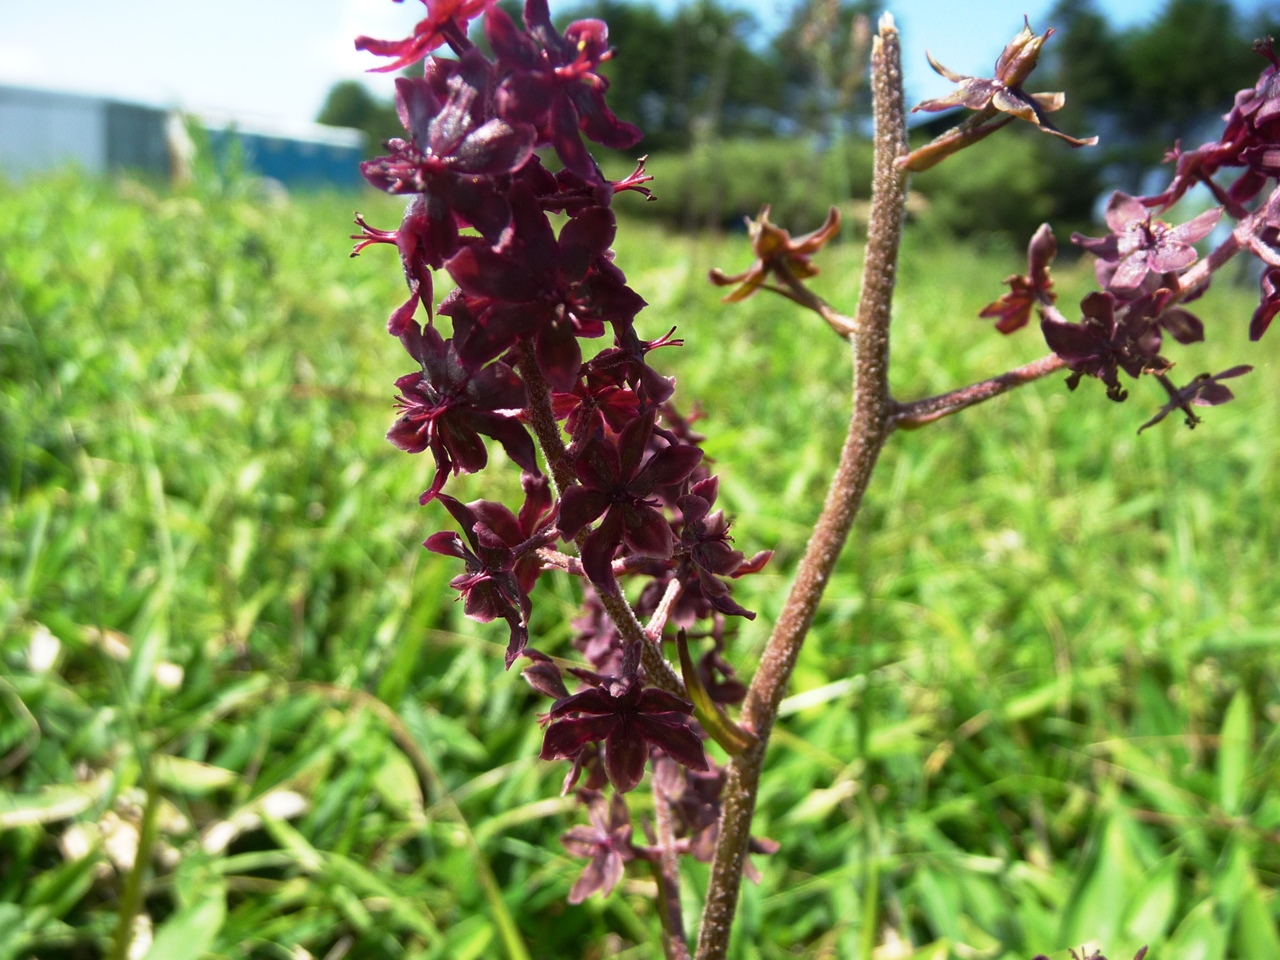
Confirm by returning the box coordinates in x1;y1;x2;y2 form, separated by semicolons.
1073;192;1221;292
911;18;1097;148
386;319;539;503
557;413;703;594
560;791;633;902
540;678;708;793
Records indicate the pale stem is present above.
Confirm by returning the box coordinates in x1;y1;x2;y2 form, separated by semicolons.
773;263;858;338
646;578;684;640
693;16;910;960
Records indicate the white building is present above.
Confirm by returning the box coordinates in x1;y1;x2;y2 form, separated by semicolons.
0;85;171;181
0;85;365;188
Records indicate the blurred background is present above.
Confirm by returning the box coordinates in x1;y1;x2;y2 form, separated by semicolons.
2;2;1280;960
3;0;1280;238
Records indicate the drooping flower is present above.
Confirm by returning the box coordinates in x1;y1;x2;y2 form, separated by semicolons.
540;678;708;793
1138;366;1254;432
676;476;762;620
425;494;535;666
1252;266;1280;340
355;0;492;72
1040;291;1170;401
560;791;633;902
979;223;1058;333
351;198;438;333
709;205;841;302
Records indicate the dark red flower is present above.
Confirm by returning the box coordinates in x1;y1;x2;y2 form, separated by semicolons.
552;368;642;441
1040;291;1171;401
676;476;759;620
586;324;680;405
355;0;492;72
387;319;538;503
540;678;708;793
557;413;703;595
424;493;535;666
1252;266;1280;340
446;186;644;390
360;51;537;275
980;223;1058;333
560;791;633;902
485;0;641;179
351;199;438;333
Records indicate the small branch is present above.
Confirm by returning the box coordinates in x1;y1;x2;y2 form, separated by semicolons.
652;777;692;960
774;263;858;338
900;114;1014;172
889;353;1067;430
517;344;686;698
694;15;910;960
646;578;684;640
536;549;655;579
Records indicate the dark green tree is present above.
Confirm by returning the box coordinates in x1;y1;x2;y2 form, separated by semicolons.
1044;0;1277;179
565;0;786;150
1124;0;1261;144
316;80;401;149
771;0;880;136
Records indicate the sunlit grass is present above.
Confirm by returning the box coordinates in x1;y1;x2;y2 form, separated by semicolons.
1;172;1278;960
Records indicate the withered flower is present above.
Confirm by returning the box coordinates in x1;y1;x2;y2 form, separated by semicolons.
709;205;841;302
906;18;1096;170
979;223;1058;333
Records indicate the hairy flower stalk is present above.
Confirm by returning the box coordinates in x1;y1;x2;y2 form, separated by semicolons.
351;3;1273;955
696;17;908;959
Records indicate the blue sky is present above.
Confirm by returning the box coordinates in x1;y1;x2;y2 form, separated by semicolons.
0;0;1274;130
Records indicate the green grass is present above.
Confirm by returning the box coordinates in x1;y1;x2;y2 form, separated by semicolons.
2;169;1278;960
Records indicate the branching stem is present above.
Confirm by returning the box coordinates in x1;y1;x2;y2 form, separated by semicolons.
890;353;1067;429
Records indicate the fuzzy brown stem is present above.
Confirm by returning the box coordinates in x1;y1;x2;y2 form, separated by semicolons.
693;16;909;960
890;353;1067;429
516;344;686;696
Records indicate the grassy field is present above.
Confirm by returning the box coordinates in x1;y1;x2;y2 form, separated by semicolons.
1;169;1278;960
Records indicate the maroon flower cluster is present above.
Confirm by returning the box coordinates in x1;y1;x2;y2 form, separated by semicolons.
353;0;773;899
978;38;1280;426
